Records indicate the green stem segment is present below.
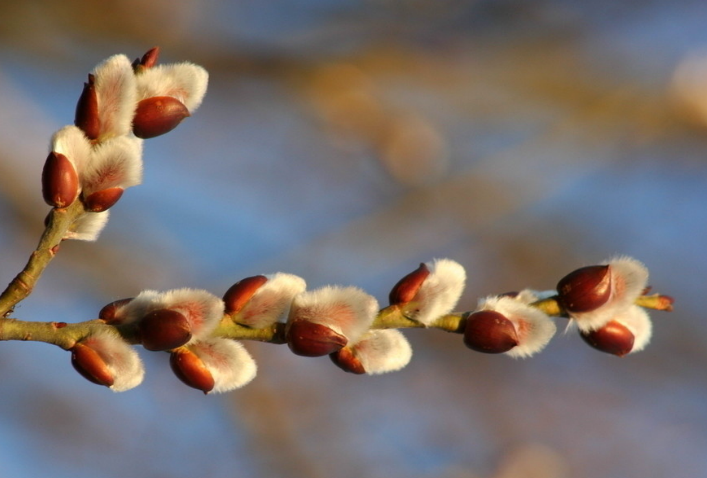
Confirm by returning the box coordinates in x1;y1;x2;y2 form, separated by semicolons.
213;320;287;344
0;318;106;350
0;200;86;317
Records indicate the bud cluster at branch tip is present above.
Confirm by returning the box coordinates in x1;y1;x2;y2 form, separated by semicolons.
40;47;209;243
132;46;208;139
556;257;653;356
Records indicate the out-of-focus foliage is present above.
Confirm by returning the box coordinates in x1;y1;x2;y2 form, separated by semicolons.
1;1;706;477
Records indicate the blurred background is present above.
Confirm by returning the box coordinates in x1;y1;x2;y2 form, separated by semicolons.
1;0;706;477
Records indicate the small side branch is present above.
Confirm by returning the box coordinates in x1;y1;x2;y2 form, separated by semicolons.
0;201;85;317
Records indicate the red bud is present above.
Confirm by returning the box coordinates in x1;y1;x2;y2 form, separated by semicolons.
389;263;430;305
223;275;268;314
330;347;366;374
132;96;190;139
140;47;160;68
286;320;348;357
83;187;124;212
75;74;100;140
170;348;215;394
71;343;115;387
138;309;192;351
98;298;133;324
580;320;635;357
42;152;79;208
557;265;612;313
463;310;519;354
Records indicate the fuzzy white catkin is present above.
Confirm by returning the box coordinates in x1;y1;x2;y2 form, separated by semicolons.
51;125;91;172
64;211;110;241
82;329;145;392
160;288;225;341
189;339;257;393
237;273;306;328
289;286;379;343
120;288;224;341
410;259;466;326
92;54;137;138
614;305;652;353
355;329;413;375
136;63;209;112
570;256;649;332
477;296;557;359
81;136;143;194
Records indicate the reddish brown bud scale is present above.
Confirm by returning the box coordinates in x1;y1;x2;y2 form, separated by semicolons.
223;275;268;314
140;47;160;69
389;263;430;305
580;320;635;357
83;187;124;212
138;309;192;351
133;47;160;72
557;265;612;313
132;96;190;139
42;152;79;208
463;310;519;354
330;347;366;374
98;298;133;324
286;320;348;357
71;343;115;387
170;348;215;394
75;74;100;140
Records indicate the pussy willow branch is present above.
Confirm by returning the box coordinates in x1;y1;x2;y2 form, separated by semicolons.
0;201;86;317
0;294;672;350
0;190;674;350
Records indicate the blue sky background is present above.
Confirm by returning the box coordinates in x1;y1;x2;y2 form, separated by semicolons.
1;1;707;477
